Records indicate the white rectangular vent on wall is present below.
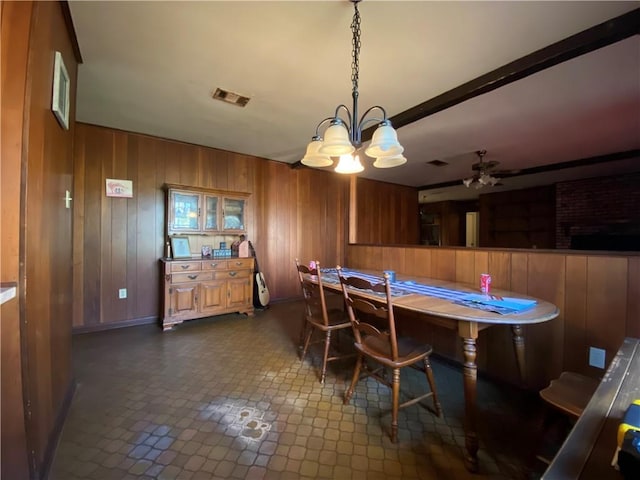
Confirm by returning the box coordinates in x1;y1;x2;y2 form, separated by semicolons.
212;88;250;107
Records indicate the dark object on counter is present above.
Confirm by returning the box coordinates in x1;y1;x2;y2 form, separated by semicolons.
619;430;640;480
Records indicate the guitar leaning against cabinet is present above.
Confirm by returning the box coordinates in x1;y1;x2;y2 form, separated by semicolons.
248;241;270;309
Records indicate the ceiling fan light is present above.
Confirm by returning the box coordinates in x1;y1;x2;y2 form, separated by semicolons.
334;154;364;174
463;177;473;188
318;123;354;156
301;139;333;167
365;124;404;158
373;154;407;168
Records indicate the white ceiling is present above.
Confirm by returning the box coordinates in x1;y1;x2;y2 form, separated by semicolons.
68;1;640;202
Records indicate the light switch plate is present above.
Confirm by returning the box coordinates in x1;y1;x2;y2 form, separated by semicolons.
589;347;606;369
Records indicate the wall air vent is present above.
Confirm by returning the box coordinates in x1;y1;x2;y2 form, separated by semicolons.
212;88;250;107
427;159;448;167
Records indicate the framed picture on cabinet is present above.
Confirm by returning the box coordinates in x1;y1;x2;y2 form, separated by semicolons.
52;51;70;130
170;236;192;259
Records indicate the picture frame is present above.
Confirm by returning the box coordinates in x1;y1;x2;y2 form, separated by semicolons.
52;51;70;130
105;179;133;198
170;236;192;259
201;245;212;258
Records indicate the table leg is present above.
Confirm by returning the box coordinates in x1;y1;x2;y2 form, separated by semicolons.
458;321;479;473
511;324;526;383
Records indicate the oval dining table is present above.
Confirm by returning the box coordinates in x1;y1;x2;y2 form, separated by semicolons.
313;267;560;473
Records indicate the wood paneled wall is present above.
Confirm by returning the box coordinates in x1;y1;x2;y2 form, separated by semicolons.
2;1;78;478
352;177;419;245
347;244;640;390
73;124;422;331
479;185;556;249
1;1;33;478
73;124;352;329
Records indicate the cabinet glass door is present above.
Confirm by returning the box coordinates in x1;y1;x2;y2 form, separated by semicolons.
170;191;201;232
223;197;245;231
204;195;219;231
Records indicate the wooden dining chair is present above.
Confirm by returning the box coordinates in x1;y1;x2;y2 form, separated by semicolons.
295;259;354;384
533;371;599;465
337;266;442;443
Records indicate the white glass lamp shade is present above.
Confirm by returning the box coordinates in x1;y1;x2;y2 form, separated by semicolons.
334;154;364;174
373;154;407;168
364;124;404;158
301;139;333;167
318;123;355;156
463;177;473;188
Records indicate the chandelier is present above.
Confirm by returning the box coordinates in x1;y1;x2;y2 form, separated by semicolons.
463;150;499;189
301;0;406;174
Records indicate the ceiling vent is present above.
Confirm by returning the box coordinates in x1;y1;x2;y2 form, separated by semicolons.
426;159;448;167
212;88;250;107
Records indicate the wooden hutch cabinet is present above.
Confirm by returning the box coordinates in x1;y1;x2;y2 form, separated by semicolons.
161;184;254;331
161;257;254;331
167;186;247;235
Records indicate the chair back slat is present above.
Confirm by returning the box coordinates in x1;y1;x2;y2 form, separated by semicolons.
296;259;329;327
337;266;399;361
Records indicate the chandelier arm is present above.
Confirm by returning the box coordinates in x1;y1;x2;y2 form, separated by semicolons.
356;105;388;132
313;117;337;138
358;117;384;132
332;104;353;131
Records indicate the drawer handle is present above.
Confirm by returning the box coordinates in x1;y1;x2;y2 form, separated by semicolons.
188;275;198;280
181;265;190;269
209;263;218;267
229;271;238;277
235;262;243;266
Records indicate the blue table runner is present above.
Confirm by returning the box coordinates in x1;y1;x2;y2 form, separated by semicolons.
320;268;537;315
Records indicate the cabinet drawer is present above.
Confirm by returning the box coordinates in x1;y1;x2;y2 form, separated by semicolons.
214;269;250;280
202;260;229;271
170;261;202;272
227;259;254;270
171;272;213;283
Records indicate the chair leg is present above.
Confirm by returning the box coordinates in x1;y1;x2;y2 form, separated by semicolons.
300;323;314;363
526;404;556;468
320;330;332;384
344;354;363;404
298;315;308;356
423;356;442;416
390;368;401;443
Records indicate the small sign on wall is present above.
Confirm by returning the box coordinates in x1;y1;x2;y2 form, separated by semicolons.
106;179;133;198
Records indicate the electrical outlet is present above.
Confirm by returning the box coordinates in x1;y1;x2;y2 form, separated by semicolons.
589;347;606;369
118;288;127;299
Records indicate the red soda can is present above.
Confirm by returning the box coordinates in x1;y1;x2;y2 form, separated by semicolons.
480;274;491;295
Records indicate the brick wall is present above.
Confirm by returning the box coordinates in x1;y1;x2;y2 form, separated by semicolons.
556;173;640;249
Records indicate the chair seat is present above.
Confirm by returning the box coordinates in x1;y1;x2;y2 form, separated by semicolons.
307;309;351;330
337;266;441;443
540;371;599;417
357;335;432;368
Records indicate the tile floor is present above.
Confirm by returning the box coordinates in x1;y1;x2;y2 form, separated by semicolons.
50;299;552;480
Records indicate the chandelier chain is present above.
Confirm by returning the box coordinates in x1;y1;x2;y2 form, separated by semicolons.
301;0;405;172
351;2;361;95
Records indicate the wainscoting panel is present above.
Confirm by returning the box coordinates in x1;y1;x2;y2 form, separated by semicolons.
346;245;639;389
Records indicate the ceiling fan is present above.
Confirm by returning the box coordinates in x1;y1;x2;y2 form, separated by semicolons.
463;150;504;189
